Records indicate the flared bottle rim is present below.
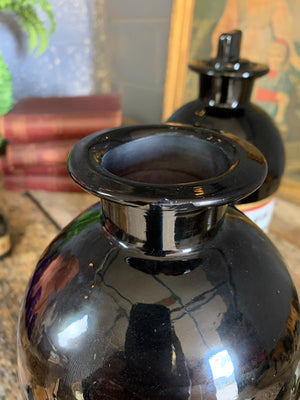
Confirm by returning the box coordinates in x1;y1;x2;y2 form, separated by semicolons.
68;124;267;208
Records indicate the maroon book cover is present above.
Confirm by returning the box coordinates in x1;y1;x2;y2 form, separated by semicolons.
0;160;68;176
0;94;122;143
0;139;78;169
3;174;83;192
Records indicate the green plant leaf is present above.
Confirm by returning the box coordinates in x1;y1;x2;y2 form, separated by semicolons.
1;0;56;55
0;53;13;116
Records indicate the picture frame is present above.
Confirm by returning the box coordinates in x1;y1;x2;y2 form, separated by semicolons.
162;0;195;122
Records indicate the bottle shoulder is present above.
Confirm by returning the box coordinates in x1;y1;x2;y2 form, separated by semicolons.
24;204;292;292
168;100;281;138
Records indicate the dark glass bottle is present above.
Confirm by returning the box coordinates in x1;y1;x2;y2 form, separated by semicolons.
17;124;300;400
167;30;285;232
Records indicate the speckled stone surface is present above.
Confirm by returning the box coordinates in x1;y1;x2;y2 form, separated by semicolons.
0;190;57;400
0;189;95;400
0;189;299;400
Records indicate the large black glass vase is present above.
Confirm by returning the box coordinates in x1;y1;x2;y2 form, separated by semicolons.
18;124;299;400
167;30;285;232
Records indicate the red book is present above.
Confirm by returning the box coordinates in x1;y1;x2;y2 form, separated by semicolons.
3;174;83;192
0;161;68;176
0;94;122;143
0;139;77;169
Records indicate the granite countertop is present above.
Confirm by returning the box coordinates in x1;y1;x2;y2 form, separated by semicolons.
0;189;299;400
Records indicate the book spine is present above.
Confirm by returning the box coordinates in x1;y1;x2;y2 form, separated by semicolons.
0;112;122;143
3;174;83;192
2;140;77;168
0;161;68;175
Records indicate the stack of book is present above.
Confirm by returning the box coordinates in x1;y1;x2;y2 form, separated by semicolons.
0;94;122;192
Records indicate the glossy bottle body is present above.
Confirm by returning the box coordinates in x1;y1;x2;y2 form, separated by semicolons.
17;203;300;400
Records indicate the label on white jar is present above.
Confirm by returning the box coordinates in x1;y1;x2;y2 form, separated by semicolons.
236;197;275;232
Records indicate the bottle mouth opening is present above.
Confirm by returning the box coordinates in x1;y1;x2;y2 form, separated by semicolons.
68;124;267;206
102;134;230;185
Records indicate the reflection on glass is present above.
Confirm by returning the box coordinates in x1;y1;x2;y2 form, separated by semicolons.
182;248;193;254
57;314;88;348
209;349;238;400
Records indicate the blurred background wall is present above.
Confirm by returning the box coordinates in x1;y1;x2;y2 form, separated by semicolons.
100;0;173;123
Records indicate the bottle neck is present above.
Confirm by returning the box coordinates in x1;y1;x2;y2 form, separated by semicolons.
199;75;254;109
101;199;227;257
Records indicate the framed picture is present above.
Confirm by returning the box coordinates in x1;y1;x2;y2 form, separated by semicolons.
163;0;300;203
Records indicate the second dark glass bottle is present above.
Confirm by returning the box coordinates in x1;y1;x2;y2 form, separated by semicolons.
167;30;285;232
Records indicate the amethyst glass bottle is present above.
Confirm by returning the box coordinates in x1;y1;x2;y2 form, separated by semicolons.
17;124;299;400
167;30;285;232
